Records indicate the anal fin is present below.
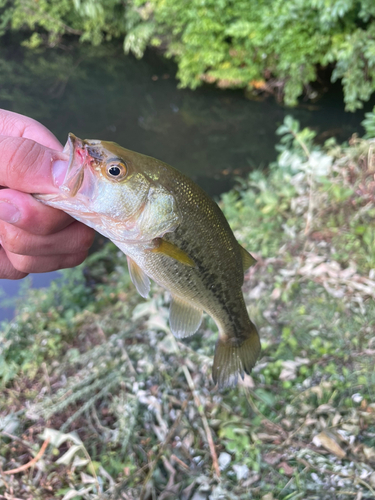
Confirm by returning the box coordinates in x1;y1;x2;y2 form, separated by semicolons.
169;295;203;338
127;256;150;298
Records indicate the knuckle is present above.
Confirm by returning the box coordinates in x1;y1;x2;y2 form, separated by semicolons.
7;269;28;280
0;249;28;279
0;113;24;136
62;251;88;269
32;215;58;236
80;227;95;251
1;226;25;254
11;255;35;274
18;140;45;173
66;222;95;252
31;206;69;236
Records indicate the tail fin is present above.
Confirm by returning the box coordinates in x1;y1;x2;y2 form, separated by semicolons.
212;323;260;388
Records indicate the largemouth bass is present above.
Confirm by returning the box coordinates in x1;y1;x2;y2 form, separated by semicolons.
35;135;261;387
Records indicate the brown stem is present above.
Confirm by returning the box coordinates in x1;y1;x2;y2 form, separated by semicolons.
3;437;50;475
182;365;221;477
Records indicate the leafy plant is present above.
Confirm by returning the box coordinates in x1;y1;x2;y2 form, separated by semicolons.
361;105;375;138
4;0;375;109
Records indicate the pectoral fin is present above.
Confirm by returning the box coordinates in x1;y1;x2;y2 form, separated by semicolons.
169;295;203;338
127;256;150;298
239;245;256;272
151;238;195;267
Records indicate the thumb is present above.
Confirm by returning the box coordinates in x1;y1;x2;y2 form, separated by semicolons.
0;135;68;194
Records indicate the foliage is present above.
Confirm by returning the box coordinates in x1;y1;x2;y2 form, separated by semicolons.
10;0;128;47
3;0;375;109
0;243;131;384
362;105;375;138
127;0;375;110
1;120;375;498
223;116;375;271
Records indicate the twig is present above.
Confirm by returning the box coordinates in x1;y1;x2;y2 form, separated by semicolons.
79;442;101;494
161;456;176;488
170;454;189;470
0;497;27;500
0;431;34;449
182;365;220;477
356;478;375;497
20;6;83;35
119;491;133;500
3;437;50;475
99;465;116;487
351;201;373;222
245;388;287;438
41;362;51;394
368;143;375;172
289;127;315;236
304;172;315;235
118;338;137;376
140;399;188;500
291;129;311;161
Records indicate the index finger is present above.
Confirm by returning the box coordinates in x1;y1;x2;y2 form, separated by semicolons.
0;109;62;150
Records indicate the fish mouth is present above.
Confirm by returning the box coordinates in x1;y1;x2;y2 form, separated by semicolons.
35;133;99;213
59;133;86;197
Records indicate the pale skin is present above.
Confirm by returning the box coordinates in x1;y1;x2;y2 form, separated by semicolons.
0;109;95;279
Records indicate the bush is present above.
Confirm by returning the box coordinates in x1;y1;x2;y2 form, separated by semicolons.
4;0;375;110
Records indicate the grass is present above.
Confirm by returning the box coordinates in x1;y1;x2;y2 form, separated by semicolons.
1;118;375;499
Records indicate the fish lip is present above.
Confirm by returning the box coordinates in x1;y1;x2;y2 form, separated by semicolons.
60;133;86;197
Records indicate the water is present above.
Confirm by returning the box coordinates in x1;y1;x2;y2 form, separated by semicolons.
0;41;372;320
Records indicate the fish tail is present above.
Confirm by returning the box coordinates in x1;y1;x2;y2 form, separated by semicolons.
212;321;260;388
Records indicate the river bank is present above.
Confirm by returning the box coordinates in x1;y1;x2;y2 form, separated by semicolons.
1;117;374;499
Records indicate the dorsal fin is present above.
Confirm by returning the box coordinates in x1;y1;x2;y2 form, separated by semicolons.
239;245;256;272
127;256;150;298
169;295;203;338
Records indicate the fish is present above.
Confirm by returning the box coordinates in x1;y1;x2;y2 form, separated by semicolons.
35;134;261;387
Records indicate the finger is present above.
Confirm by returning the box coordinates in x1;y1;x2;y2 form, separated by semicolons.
0;109;62;150
3;247;89;274
0;189;75;235
0;135;68;194
0;220;95;256
0;247;28;280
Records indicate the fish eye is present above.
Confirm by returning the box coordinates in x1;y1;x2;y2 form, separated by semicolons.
109;166;121;176
106;161;127;180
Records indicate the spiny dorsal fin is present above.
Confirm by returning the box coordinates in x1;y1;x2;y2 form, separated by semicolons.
151;238;195;267
169;295;203;338
127;256;150;298
239;245;256;272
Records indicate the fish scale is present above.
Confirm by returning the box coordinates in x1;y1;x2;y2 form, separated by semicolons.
35;134;261;388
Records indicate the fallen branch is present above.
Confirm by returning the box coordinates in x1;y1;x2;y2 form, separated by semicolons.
182;365;221;477
3;437;50;475
140;398;189;500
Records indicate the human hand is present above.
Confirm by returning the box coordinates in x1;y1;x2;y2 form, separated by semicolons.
0;109;95;279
